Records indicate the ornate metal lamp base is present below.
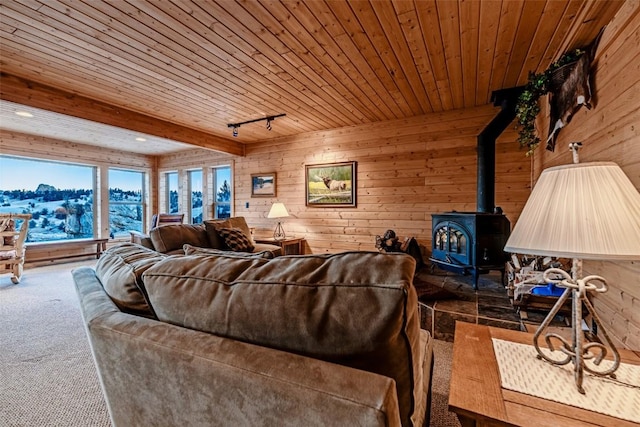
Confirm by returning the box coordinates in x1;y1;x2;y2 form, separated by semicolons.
533;259;620;394
273;221;286;240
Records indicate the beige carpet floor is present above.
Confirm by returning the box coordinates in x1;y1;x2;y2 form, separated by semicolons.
0;260;460;427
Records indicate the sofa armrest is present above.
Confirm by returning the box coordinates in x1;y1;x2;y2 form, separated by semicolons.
128;231;154;250
73;267;402;427
414;329;434;427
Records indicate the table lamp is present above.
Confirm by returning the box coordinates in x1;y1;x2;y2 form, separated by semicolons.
504;143;640;394
267;202;289;240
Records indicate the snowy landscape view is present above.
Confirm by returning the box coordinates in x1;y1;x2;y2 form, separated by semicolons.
0;184;143;242
1;156;227;242
0;156;147;242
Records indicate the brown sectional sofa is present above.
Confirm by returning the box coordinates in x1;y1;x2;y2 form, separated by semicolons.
130;216;282;257
73;243;434;426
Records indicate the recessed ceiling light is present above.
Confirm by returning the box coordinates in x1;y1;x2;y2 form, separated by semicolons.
135;137;147;142
15;111;34;118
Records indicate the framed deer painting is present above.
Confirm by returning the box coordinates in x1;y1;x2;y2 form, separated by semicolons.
305;161;356;207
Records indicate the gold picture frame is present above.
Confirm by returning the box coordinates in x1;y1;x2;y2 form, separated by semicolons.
305;161;356;207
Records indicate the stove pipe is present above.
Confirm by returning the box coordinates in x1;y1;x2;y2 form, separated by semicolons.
477;86;525;213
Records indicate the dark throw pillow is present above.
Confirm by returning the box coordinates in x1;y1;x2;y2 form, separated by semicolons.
217;227;255;252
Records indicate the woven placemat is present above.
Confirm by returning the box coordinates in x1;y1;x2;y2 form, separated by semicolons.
492;338;640;423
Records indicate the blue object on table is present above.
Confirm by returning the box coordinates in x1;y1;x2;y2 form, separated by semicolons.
531;283;565;297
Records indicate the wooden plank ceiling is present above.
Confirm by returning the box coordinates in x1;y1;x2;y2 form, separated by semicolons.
0;0;624;155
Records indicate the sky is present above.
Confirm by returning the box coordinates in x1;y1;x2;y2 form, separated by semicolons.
0;156;229;193
0;156;142;191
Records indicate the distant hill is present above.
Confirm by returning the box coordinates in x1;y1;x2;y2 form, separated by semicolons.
36;183;57;193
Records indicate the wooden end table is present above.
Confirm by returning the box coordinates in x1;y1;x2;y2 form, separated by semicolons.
449;322;640;427
254;237;305;255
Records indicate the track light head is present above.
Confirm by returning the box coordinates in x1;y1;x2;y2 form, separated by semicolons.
232;126;238;137
266;119;272;131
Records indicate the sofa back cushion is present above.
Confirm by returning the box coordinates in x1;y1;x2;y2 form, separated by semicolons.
203;217;253;250
94;243;167;318
142;251;421;426
149;223;209;254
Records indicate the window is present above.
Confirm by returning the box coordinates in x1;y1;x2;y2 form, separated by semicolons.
109;168;145;238
0;155;94;242
165;172;179;213
188;169;203;224
213;166;231;219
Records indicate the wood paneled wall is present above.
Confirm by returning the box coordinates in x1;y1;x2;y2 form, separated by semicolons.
532;0;640;349
160;104;532;257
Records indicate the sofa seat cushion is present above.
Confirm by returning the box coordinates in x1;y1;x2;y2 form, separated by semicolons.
0;249;17;260
142;251;422;426
183;244;273;259
149;223;209;254
95;243;167;318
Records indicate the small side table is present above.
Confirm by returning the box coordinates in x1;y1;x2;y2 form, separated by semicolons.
449;322;640;426
254;237;305;255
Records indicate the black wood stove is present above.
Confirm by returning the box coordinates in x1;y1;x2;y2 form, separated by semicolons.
429;87;521;289
430;212;510;289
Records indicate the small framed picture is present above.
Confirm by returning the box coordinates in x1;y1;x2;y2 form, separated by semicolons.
251;172;277;197
305;161;356;207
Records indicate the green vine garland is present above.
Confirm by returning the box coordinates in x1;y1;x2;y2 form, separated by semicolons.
516;48;585;155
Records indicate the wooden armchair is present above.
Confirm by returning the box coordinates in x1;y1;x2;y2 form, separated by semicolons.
0;213;31;284
150;213;184;229
129;214;184;248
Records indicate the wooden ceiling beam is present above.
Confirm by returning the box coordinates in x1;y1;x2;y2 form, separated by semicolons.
0;73;245;156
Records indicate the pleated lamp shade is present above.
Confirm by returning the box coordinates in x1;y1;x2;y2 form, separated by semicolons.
267;202;289;219
504;162;640;260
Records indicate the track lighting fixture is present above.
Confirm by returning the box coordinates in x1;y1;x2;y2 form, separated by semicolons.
227;113;285;136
